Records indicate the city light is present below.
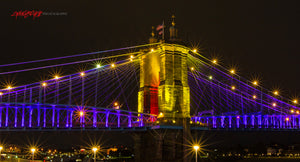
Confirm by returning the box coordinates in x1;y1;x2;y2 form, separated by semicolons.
80;72;85;77
193;145;200;162
111;63;115;68
79;111;84;117
230;69;235;74
130;55;134;59
273;90;279;96
96;64;101;68
253;81;258;86
158;112;164;118
253;95;257;99
208;76;213;80
285;117;289;121
0;146;3;154
193;145;200;150
212;59;217;64
92;147;98;162
291;109;294;113
191;67;195;71
272;103;276;107
151;48;154;52
114;102;118;106
231;86;236;90
297;110;300;114
92;147;98;152
42;82;47;87
31;148;36;161
293;99;298;104
193;49;197;53
6;85;12;90
54;75;59;80
31;148;36;153
0;92;3;96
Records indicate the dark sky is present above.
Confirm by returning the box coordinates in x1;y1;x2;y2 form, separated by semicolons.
0;0;299;97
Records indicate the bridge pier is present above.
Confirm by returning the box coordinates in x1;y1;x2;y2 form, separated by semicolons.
133;118;190;162
133;128;188;162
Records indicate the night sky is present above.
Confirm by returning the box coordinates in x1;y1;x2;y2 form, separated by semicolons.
0;0;299;97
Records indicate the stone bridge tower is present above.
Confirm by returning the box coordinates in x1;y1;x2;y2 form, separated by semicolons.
138;16;190;124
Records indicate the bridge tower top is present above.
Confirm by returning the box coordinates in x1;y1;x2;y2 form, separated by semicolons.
139;16;190;125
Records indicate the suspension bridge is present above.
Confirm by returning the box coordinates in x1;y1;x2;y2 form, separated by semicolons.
0;22;299;133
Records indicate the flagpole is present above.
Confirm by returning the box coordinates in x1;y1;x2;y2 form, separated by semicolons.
162;20;165;40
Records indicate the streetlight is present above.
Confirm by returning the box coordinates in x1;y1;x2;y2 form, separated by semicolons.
92;147;98;162
31;148;36;161
193;145;200;162
0;146;3;155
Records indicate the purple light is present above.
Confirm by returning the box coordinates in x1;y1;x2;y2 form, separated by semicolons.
105;110;109;128
128;113;132;128
14;107;17;127
29;107;33;128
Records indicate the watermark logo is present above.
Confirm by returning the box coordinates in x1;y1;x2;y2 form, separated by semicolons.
11;10;68;19
11;10;43;19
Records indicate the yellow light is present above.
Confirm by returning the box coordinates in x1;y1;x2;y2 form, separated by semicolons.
193;145;200;151
172;120;176;123
31;148;36;153
54;75;59;80
79;111;84;116
190;121;193;124
296;110;299;114
158;112;164;118
80;72;85;77
230;69;235;74
0;146;3;150
253;81;258;86
0;92;3;96
253;95;257;99
208;76;213;80
231;86;236;90
130;58;133;62
42;82;47;87
114;102;118;106
273;91;279;96
285;117;289;121
272;103;276;107
111;63;115;68
193;49;197;53
291;109;294;113
191;67;195;71
96;64;101;68
212;59;217;64
92;147;98;152
293;99;298;104
6;86;12;90
130;55;134;59
151;48;154;52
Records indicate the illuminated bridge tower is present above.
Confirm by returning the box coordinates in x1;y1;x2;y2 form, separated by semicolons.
138;27;160;115
158;21;190;123
135;17;191;161
138;17;190;124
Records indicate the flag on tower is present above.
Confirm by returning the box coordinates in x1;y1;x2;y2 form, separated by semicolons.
156;21;164;39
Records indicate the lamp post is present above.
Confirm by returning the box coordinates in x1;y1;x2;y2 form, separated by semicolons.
31;148;36;161
92;147;98;162
0;146;3;160
193;145;200;162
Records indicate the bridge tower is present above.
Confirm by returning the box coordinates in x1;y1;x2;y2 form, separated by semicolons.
138;16;190;123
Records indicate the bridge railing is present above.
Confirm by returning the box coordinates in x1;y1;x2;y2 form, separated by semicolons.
0;102;157;129
192;114;300;129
